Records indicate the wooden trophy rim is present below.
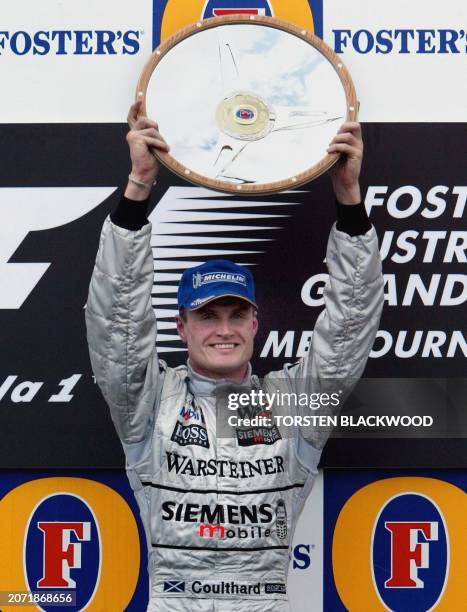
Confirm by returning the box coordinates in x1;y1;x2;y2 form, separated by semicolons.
136;14;358;195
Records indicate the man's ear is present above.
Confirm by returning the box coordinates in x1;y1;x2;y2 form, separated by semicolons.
175;314;187;344
252;309;259;337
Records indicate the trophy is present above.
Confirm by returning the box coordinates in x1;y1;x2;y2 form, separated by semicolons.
137;15;357;195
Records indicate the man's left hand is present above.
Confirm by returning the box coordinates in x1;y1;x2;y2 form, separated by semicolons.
327;122;363;205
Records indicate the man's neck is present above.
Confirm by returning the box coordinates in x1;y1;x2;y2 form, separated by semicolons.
187;360;249;384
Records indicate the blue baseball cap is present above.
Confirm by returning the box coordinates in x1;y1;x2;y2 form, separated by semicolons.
178;259;257;311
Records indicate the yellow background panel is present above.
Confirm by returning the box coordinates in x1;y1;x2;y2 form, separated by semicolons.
160;0;315;42
0;477;140;611
332;477;467;611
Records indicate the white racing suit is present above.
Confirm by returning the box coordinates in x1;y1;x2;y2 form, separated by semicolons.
85;217;383;611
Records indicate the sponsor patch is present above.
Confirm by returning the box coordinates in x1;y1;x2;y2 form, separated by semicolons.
235;398;282;446
265;582;287;594
170;396;210;448
198;523;271;540
165;451;285;478
161;501;273;525
171;422;210;448
236;425;281;446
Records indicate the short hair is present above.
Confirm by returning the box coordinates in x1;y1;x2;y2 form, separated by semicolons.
177;298;257;322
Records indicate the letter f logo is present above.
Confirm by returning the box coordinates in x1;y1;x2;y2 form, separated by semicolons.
385;521;438;588
37;521;91;588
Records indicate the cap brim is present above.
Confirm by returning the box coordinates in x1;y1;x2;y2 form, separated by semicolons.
187;293;258;311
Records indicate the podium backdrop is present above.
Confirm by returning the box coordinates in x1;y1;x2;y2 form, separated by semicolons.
1;2;465;610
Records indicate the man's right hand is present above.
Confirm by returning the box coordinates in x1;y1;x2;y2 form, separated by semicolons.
125;97;170;200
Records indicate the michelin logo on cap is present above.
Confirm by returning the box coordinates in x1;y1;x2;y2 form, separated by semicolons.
178;259;256;311
193;271;247;289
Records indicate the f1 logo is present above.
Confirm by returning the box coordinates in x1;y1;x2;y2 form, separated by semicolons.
0;187;114;309
37;521;91;588
384;521;438;588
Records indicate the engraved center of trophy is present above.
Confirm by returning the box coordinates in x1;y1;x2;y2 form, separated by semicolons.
215;92;275;141
234;105;256;124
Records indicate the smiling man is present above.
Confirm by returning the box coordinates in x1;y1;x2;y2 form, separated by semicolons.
85;100;384;611
176;261;259;382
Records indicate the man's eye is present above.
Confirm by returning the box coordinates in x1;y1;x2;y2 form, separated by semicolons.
201;312;214;320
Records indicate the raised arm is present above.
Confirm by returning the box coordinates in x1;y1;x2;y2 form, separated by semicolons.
311;122;383;382
85;99;170;446
265;123;384;451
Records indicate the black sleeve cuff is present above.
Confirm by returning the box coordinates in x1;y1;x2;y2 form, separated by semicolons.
335;200;372;237
110;194;150;230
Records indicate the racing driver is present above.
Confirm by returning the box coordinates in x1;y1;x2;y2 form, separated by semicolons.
86;99;384;611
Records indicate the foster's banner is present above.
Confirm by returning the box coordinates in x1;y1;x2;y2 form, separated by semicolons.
325;471;467;610
0;473;147;611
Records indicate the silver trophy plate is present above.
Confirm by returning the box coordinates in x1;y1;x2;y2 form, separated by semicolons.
137;15;357;195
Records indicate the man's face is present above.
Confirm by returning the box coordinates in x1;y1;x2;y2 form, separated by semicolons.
175;297;258;382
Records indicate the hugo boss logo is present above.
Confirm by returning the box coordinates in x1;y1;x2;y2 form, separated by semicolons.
170;396;210;448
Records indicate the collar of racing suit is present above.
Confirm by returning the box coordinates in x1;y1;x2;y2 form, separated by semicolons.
186;360;254;396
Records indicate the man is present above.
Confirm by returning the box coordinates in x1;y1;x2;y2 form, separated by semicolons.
86;99;383;611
